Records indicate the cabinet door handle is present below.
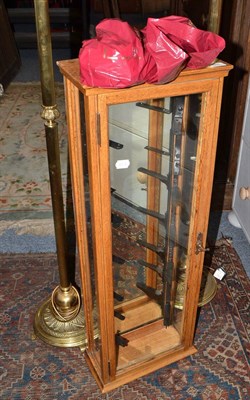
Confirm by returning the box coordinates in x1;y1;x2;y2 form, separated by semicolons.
239;187;250;200
195;232;210;254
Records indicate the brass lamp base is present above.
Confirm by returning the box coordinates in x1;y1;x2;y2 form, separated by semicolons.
175;269;217;310
33;285;87;348
197;270;218;307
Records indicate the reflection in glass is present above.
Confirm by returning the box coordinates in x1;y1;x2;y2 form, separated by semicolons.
108;95;201;335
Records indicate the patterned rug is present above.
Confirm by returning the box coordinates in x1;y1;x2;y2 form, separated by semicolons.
0;244;249;399
0;82;67;233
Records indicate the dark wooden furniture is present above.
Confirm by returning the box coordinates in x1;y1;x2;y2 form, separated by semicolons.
6;1;88;53
0;0;21;89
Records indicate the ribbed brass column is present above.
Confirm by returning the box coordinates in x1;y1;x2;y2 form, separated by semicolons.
33;0;86;347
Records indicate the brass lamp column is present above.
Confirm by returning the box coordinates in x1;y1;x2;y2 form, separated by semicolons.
33;0;85;347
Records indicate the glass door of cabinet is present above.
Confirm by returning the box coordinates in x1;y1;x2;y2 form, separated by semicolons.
108;94;201;367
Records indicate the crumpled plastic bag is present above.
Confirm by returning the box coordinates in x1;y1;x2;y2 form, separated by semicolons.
144;16;225;75
79;19;146;88
79;16;226;88
141;17;189;84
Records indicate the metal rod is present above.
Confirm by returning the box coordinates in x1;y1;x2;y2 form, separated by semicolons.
136;102;172;114
137;167;169;185
34;0;69;288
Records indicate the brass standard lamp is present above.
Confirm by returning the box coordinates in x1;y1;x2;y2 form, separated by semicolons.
33;0;85;348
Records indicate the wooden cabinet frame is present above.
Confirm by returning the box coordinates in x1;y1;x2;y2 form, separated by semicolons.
57;59;232;392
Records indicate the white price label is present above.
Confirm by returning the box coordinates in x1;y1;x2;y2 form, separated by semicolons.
213;267;226;281
115;159;130;170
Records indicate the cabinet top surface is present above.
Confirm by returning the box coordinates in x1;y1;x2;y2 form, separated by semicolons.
57;58;233;96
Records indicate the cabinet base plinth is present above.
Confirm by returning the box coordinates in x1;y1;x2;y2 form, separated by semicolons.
85;345;197;393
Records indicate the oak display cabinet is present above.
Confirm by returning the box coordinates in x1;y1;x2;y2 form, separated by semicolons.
57;59;232;392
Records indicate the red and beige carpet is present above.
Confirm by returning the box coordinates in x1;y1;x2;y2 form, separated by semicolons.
0;79;249;399
0;82;66;235
0;243;249;399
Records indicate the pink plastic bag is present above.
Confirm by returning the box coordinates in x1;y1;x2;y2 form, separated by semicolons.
141;18;189;84
79;19;146;88
79;16;226;88
144;16;225;77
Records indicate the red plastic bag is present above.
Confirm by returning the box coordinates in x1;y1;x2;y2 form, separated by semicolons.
141;17;189;84
144;16;225;74
79;19;146;88
79;16;226;88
